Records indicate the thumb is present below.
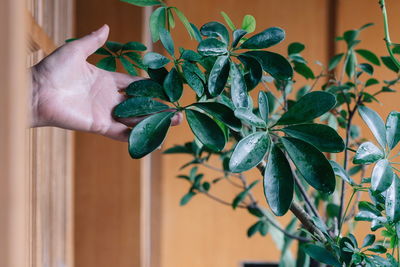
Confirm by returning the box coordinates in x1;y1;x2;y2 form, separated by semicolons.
74;25;110;58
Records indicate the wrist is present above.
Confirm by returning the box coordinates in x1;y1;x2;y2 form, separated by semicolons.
29;65;46;127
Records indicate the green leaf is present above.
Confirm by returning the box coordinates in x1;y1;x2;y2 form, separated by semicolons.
144;52;170;69
385;175;400;223
240;27;285;49
147;67;168;85
302;244;341;267
339;237;354;265
185;109;226;151
330;160;357;186
120;56;138;76
125;79;168;100
232;180;259;209
122;41;147;51
276;91;336;125
234;108;266;128
366;78;379;87
149;6;166;42
371;159;394;193
244;51;293;80
190;23;203;42
232;29;247;48
353;142;384;165
106;41;123;52
258;91;269;123
181;49;202;62
172;7;196;40
129;111;173;158
220;11;236;31
182;62;205;97
367;245;387;253
264;144;294;216
95;47;112;56
208;56;230;97
345;51;356;78
288;42;305;55
159;28;175;56
167;8;175;29
328;53;344;71
293;62;315;80
381;56;399;73
282;137;336;194
96;56;116;72
190;102;242;131
281;124;345;153
386;111;400;150
358;105;387;149
355;49;380;66
113;97;169;118
362;234;376;248
241;15;256;33
121;0;161;6
247;221;262;237
230;62;249;108
200;21;230;44
238;54;263;90
229;132;270;173
123;52;146;69
359;63;374;75
163;68;183;102
180;191;196;206
197;38;228;56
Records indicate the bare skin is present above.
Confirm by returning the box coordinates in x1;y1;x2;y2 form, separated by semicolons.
30;24;181;141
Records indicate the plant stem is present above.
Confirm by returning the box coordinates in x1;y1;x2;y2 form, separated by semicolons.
380;0;400;70
262;213;311;243
293;173;323;221
340;189;356;229
200;189;247;209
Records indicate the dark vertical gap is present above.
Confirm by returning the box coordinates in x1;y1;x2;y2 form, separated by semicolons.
327;0;339;60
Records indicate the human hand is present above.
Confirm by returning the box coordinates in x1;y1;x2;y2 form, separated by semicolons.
30;25;181;141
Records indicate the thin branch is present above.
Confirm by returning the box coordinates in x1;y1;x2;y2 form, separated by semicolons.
200;190;247;209
380;0;400;70
199;162;244;189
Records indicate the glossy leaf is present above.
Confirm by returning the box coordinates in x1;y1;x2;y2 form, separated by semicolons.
366;78;379;87
386;111;400;150
282;137;336;194
122;41;147;51
281;124;345;153
359;63;374;75
362;234;376;248
381;56;399;73
258;91;269;123
302;244;341;267
353;142;384;164
208;56;230;97
241;27;284;49
230;62;249;108
149;6;166;42
113;97;169;118
121;0;161;6
241;15;256;33
355;49;380;66
371;159;394;193
163;68;183;102
123;52;146;69
95;47;112;55
276;92;336;125
244;51;293;80
328;53;344;71
293;62;315;80
190;102;242;131
120;56;138;76
129;111;173;158
221;11;236;31
96;56;116;72
143;52;170;69
182;62;205;97
234;108;266;128
147;67;168;85
238;54;263;90
197;38;228;56
229;132;270;173
345;51;356;78
181;49;202;62
288;42;305;55
385;175;400;223
358;105;387;149
180;191;196;206
125;79;168;100
159;28;175;56
200;21;229;44
171;7;196;39
232;29;247;48
264;144;294;216
106;41;123;52
185;109;226;151
330;160;357;186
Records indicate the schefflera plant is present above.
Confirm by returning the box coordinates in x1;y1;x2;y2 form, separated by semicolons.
85;0;400;265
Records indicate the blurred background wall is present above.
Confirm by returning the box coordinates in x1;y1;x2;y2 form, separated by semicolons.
22;0;400;267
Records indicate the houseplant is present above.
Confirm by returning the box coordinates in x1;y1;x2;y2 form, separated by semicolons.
90;0;400;265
